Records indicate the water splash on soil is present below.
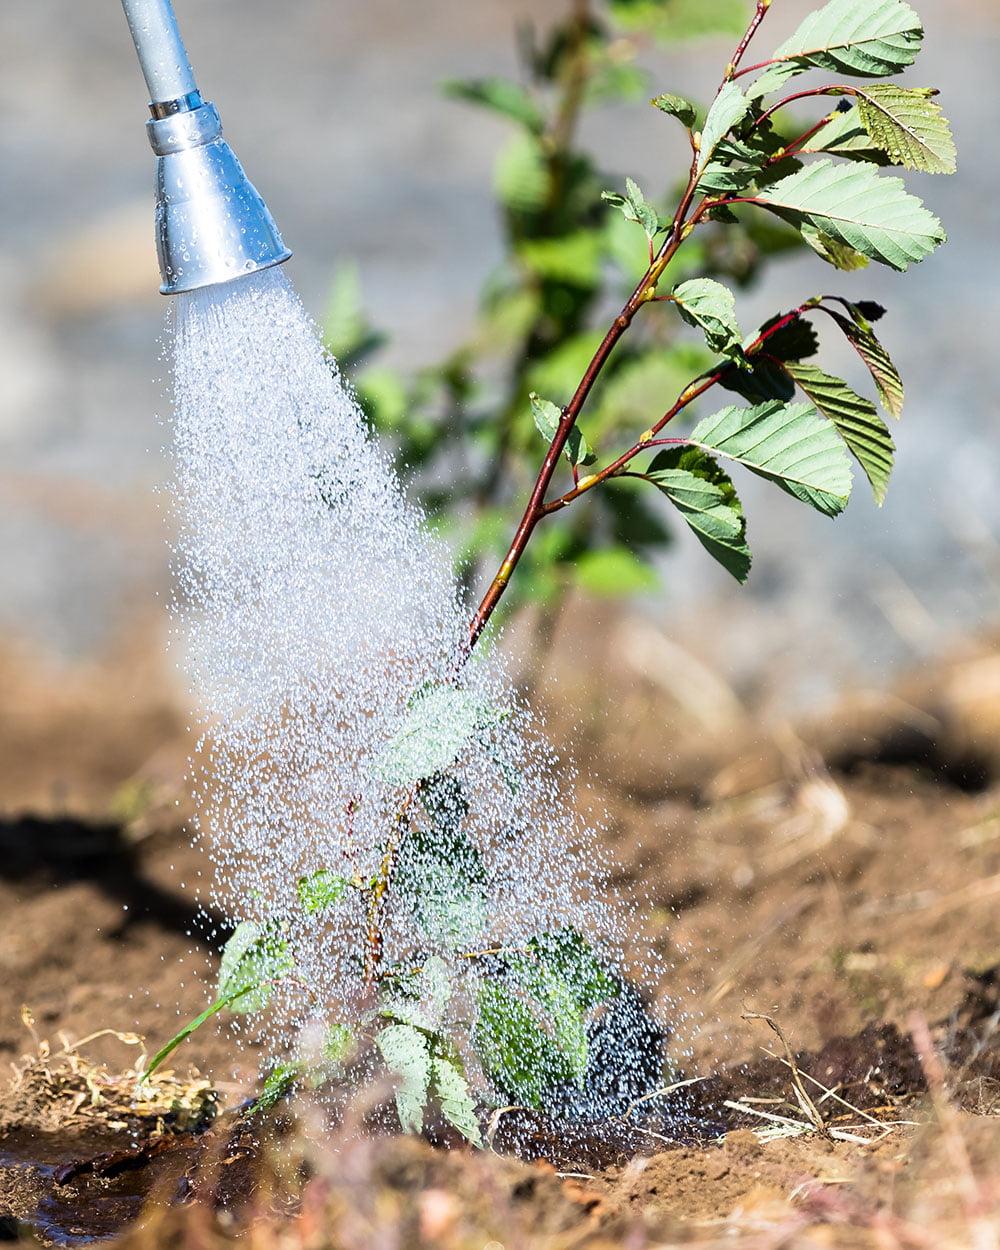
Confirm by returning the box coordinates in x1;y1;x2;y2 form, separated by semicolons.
168;268;679;1116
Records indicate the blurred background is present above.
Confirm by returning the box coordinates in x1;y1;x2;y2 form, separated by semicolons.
1;0;998;810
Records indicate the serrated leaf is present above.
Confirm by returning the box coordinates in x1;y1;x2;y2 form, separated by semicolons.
797;104;891;161
443;78;545;134
697;81;750;176
383;955;455;1030
395;824;488;949
696;162;759;194
756;313;819;363
799;220;870;270
690;400;853;516
429;1042;482;1146
601;177;660;244
251;1062;301;1113
296;870;349;916
672;278;744;362
217;920;294;1015
377;685;496;787
719;354;797;404
785;361;894;504
646;447;751;582
855;84;956;174
473;979;579;1110
518;931;617;1013
530;392;596;467
753;159;945;271
823;309;904;417
377;1024;432;1135
748;0;923;99
652;93;697;127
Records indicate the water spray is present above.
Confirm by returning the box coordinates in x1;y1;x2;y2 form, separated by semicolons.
121;0;291;294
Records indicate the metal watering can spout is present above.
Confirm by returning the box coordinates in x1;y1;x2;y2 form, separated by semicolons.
121;0;291;295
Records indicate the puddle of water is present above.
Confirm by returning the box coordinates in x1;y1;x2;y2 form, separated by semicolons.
0;1130;190;1246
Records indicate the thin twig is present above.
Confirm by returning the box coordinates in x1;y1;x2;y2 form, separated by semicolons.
743;1012;833;1139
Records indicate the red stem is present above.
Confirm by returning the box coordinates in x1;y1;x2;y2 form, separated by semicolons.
725;0;774;81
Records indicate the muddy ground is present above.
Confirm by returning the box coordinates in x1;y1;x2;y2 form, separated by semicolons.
2;612;1000;1247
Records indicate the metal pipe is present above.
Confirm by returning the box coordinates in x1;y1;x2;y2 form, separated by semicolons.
120;0;291;294
121;0;198;106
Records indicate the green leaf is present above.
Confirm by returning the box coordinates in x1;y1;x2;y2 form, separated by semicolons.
383;955;455;1031
748;0;923;99
429;1040;482;1146
785;362;894;504
494;133;548;214
798;220;870;271
296;870;349;916
646;447;751;582
143;991;250;1082
854;84;956;174
322;264;386;369
530;392;596;467
517;230;603;287
672;277;744;362
217;920;294;1015
823;307;904;417
251;1062;301;1113
574;547;658;596
601;177;660;244
697;81;750;176
753;158;945;271
518;931;617;1012
377;1023;432;1135
797;104;891;161
394;825;488;949
443;78;545;134
689;399;853;516
696;162;759;194
756;313;819;363
652;92;697;128
473;931;618;1109
609;0;749;41
473;980;579;1110
377;684;496;787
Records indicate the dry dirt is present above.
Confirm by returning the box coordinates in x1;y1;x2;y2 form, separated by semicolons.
2;612;1000;1247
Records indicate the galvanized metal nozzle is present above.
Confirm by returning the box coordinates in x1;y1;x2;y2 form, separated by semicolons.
145;95;291;295
121;0;291;294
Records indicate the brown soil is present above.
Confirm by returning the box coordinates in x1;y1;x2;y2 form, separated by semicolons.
2;618;1000;1247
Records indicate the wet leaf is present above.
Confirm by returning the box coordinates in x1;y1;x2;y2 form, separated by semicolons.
854;84;956;174
377;685;497;787
296;870;349;916
217;920;294;1015
377;1023;432;1135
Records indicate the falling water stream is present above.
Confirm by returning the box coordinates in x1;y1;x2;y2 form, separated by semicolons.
169;267;679;1120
